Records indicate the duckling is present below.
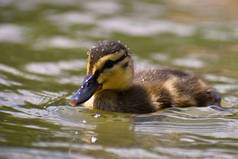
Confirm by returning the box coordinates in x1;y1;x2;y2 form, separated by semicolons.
70;40;221;114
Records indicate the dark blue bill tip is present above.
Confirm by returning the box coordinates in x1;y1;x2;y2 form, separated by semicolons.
70;74;100;106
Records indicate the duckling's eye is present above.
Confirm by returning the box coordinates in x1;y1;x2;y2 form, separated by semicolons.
104;60;114;69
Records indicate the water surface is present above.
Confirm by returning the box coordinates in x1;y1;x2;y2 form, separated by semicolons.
1;0;238;158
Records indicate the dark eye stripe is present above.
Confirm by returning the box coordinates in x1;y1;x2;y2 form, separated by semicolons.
102;54;127;70
103;60;114;69
94;54;128;77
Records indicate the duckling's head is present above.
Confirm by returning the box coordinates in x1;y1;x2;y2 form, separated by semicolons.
70;40;134;106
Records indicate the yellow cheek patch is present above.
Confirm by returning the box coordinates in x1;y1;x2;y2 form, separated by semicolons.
86;54;91;75
97;58;132;90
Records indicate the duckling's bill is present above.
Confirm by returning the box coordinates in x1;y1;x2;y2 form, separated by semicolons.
70;74;101;106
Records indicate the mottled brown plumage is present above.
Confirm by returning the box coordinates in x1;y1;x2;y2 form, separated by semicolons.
71;40;221;114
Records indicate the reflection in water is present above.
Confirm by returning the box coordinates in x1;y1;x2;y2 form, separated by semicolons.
0;147;93;159
0;76;21;87
33;36;93;50
0;24;27;43
0;0;238;158
25;60;85;76
48;12;96;27
134;108;238;137
83;1;121;15
0;64;43;81
173;56;205;68
98;18;195;36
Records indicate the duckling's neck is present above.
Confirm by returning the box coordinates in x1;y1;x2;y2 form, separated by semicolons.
82;89;129;110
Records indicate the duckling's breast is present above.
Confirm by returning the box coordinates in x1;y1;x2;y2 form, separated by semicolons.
93;86;156;114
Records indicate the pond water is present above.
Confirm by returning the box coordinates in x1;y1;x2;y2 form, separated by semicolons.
1;0;238;158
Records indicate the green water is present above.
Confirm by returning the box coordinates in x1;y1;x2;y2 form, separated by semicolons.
1;0;238;158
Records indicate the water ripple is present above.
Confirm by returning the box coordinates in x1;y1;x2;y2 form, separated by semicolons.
98;18;195;36
134;107;238;138
0;147;94;159
25;60;85;76
0;64;43;81
0;24;27;43
33;36;93;49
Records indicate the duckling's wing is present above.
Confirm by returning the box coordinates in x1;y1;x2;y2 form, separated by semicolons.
134;69;221;109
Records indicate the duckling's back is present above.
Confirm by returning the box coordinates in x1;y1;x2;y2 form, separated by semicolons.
135;69;221;110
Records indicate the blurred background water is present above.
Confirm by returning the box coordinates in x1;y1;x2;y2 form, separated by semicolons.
0;0;238;158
